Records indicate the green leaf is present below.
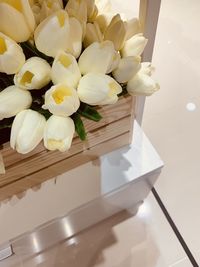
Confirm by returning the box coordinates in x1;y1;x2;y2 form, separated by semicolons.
79;104;102;122
0;118;13;129
20;42;53;64
72;113;87;141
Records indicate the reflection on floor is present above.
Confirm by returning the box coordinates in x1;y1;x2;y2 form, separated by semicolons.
1;193;192;267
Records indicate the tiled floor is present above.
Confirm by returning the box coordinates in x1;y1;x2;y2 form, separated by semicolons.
143;0;200;264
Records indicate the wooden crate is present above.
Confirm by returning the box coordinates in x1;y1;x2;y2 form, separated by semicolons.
0;95;135;201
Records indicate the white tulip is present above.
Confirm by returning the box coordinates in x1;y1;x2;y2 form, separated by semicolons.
0;0;35;42
78;41;115;75
34;10;70;57
51;52;81;88
127;73;160;96
83;22;103;48
106;50;120;73
39;0;63;22
65;0;87;24
67;17;83;59
10;109;46;154
77;73;122;105
125;18;140;40
112;56;141;83
0;32;25;74
121;33;148;57
140;62;155;76
42;84;80;117
14;57;51;90
44;115;75;152
0;86;32;120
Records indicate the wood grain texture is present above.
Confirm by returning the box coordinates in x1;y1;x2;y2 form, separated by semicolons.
0;95;135;201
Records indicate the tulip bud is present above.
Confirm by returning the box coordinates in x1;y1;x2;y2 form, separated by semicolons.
127;73;160;96
112;56;141;83
83;22;103;48
104;14;126;51
65;0;87;24
67;17;83;59
0;0;35;42
39;0;63;22
78;41;115;75
51;52;81;88
77;73;122;105
140;62;155;76
121;33;148;57
10;109;46;154
125;18;140;40
44;115;75;152
34;10;70;57
42;84;80;117
0;32;25;74
14;57;51;90
95;12;115;34
0;86;32;120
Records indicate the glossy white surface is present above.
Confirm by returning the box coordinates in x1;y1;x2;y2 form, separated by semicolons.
0;121;162;245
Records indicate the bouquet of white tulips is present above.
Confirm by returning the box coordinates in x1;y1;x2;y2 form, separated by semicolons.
0;0;159;155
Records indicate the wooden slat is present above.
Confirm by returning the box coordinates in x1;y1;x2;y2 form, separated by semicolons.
1;96;134;168
0;131;130;201
0;116;132;187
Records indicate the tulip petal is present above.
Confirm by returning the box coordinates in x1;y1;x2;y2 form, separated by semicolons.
0;0;35;42
34;10;70;57
112;56;141;83
0;86;32;120
51;51;81;88
121;33;148;57
78;41;115;75
10;109;46;154
127;73;160;96
67;17;82;58
14;57;51;90
0;32;25;74
44;115;75;152
43;84;80;117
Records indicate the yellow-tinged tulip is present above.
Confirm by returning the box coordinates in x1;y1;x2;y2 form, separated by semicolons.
0;0;35;42
44;115;75;152
78;41;115;75
10;109;46;154
67;17;83;59
42;84;80;117
104;14;126;51
121;33;148;57
65;0;87;24
77;73;122;105
0;32;25;74
14;57;51;90
34;10;70;57
127;73;159;96
95;12;115;34
51;52;81;88
0;86;32;120
112;56;141;83
83;22;103;48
